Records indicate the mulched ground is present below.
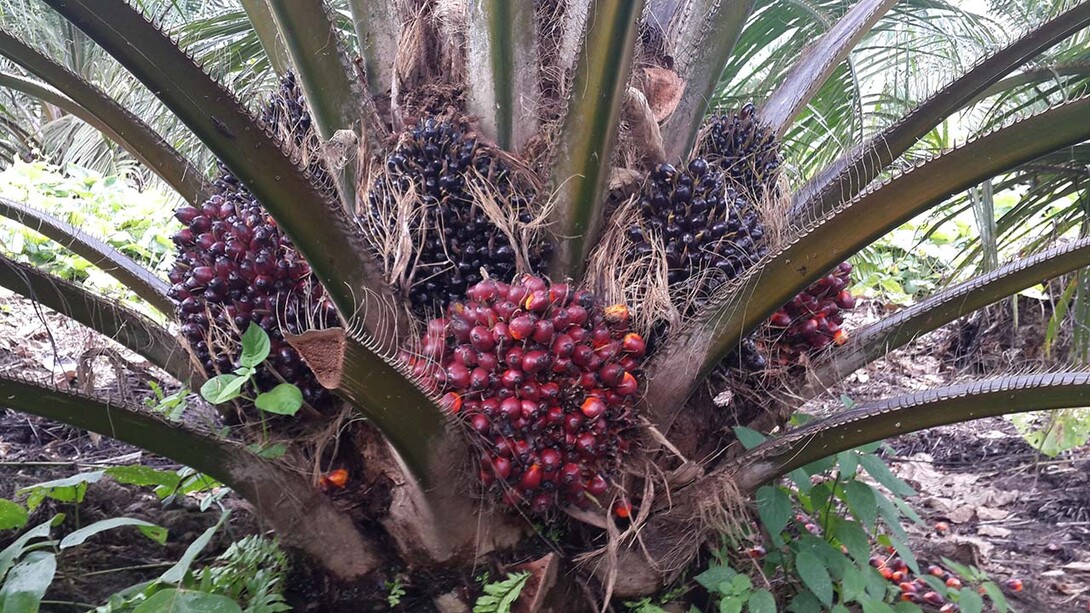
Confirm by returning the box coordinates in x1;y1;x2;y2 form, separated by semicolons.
0;290;1086;611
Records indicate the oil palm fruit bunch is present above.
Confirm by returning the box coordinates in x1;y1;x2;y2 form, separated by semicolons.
10;1;1090;608
168;76;337;414
766;262;856;365
405;274;644;514
625;158;767;295
366;118;552;316
700;103;783;201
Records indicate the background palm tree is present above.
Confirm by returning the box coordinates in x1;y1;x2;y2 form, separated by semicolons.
0;0;1089;609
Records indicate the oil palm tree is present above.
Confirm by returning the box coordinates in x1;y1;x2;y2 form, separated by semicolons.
2;0;1090;609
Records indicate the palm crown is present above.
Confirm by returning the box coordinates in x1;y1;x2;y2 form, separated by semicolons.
1;0;1090;608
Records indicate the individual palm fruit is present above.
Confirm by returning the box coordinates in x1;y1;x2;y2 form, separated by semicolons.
169;76;337;413
699;103;782;200
366;118;552;316
626;159;768;295
405;275;644;514
259;71;311;149
765;261;856;364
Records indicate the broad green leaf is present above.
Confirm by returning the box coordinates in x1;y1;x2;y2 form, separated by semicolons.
875;491;911;546
733;426;767;450
842;481;877;530
802;456;836;476
720;596;744;613
837;451;858;477
859;599;896;613
858;454;915;497
939;557;977;581
247;442;289;459
0;551;55;613
239;323;271;368
60;517;167;548
0;499;27;530
840;564;865;603
133;588;242;613
979;581;1009;612
787;589;823;613
921;575;947;594
835;520;870;565
160;512;229;585
19;471;104;509
254;383;303;416
728;574;753;594
795;550;833;606
756;486;792;544
105;465;182;490
695;565;737;591
788;468;812;495
958;587;984;613
200;374;247;404
890;494;924;526
886;531;919;576
0;515;61;582
747;589;775;613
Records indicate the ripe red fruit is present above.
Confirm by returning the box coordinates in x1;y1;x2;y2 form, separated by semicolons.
491;457;512;480
613;499;633;519
934;521;950;535
586;474;608;496
468;412;490;431
1004;578;1023;592
469;325;494;351
945;577;962;589
508;315;535;340
928;565;945;577
922;591;944;606
520;464;543;489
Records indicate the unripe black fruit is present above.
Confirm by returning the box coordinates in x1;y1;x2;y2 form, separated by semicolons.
168;73;337;417
365;118;553;316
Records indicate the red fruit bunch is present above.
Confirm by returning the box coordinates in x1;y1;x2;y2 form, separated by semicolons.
170;180;337;411
766;261;856;364
405;275;646;513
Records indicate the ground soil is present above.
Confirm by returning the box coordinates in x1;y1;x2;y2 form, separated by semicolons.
0;291;1086;611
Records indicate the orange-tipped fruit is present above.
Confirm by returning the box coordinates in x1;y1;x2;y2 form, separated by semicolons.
320;468;349;489
604;304;630;324
616;372;638;396
581;396;606;418
613;499;633;519
928;565;946;577
945;577;962;589
622;332;646;355
441;392;463;414
833;329;848;345
880;567;895;580
1004;578;1023;592
934;521;950;535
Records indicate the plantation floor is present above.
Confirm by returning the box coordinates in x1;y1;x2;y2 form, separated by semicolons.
0;291;1086;611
